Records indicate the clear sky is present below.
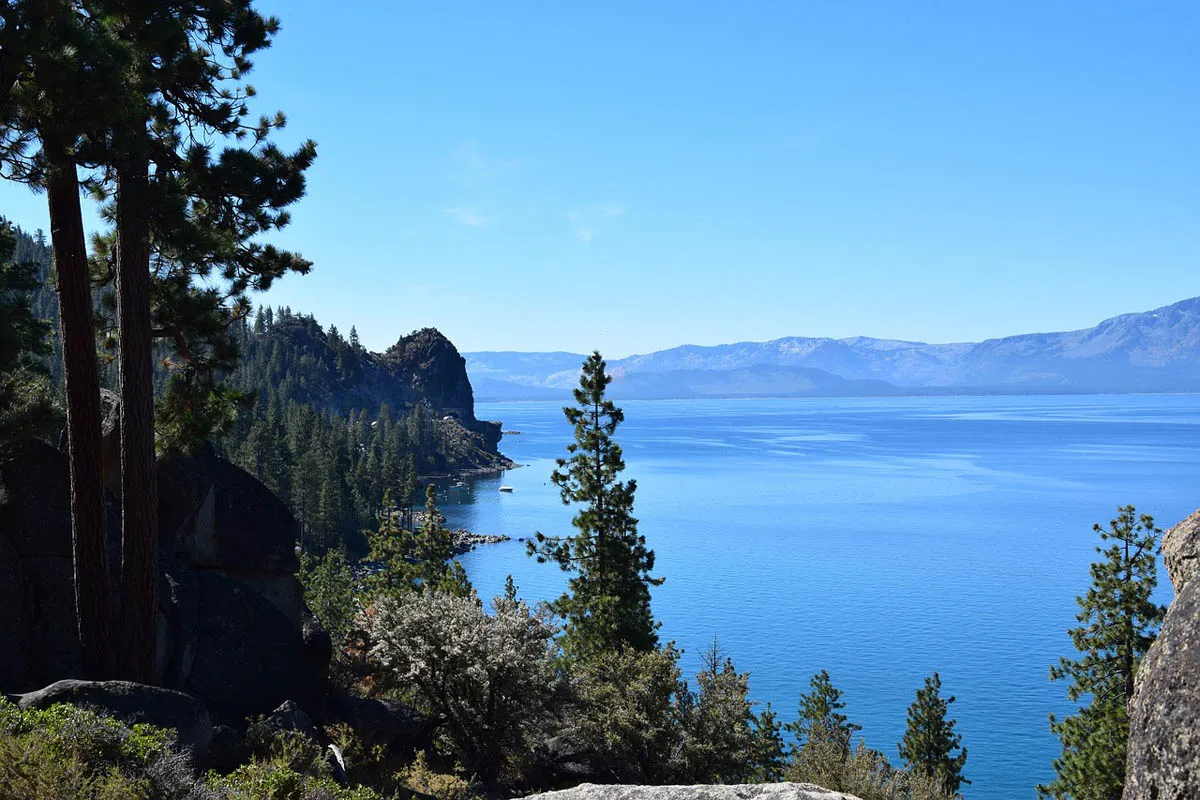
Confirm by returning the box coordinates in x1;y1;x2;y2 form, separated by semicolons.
2;1;1198;357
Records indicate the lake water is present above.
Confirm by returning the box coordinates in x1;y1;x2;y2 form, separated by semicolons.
441;395;1193;799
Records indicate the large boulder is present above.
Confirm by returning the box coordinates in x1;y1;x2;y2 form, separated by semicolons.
157;448;299;577
0;439;83;692
324;693;431;757
0;433;331;726
0;437;72;559
1125;575;1200;799
1163;508;1200;592
1126;506;1200;799
17;679;213;762
20;554;85;688
0;536;28;688
526;785;861;800
175;569;326;723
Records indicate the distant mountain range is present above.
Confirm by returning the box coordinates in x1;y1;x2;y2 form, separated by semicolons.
465;297;1200;400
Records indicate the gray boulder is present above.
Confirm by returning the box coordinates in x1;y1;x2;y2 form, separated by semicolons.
0;437;72;559
17;679;213;762
157;449;299;577
262;700;318;741
325;693;431;757
181;570;326;723
1163;508;1200;592
0;439;83;691
0;536;28;688
1125;575;1200;799
525;785;862;800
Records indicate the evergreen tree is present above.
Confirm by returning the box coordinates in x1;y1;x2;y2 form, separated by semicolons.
675;638;787;784
787;670;861;757
366;485;469;598
414;483;471;597
98;1;314;678
1038;505;1165;800
299;545;356;650
0;221;58;442
786;670;862;786
899;672;968;795
366;488;414;597
751;704;788;783
528;351;662;658
0;0;125;679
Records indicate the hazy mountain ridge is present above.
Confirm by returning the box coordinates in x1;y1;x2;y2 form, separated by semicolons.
466;297;1200;399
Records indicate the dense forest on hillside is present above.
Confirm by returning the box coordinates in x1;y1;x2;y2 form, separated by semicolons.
8;222;507;555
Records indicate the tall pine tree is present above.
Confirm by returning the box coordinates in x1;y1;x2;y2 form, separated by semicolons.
528;351;661;658
1038;505;1165;800
0;0;127;679
899;672;968;795
86;0;316;680
787;670;861;759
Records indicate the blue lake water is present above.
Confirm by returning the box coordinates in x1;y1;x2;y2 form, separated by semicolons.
441;395;1192;799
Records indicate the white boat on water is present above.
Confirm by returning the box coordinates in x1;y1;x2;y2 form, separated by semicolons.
498;485;514;493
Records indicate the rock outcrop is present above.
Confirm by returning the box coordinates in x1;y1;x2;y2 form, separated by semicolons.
17;679;214;763
381;327;481;423
0;436;330;726
1125;508;1200;798
526;785;862;800
325;693;432;758
0;438;83;688
248;318;508;472
1162;509;1200;591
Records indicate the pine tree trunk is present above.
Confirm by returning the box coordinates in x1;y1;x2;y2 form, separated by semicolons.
44;128;116;680
115;152;159;682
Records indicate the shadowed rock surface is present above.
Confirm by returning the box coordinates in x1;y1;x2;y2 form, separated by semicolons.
525;785;862;800
325;693;432;758
0;435;330;726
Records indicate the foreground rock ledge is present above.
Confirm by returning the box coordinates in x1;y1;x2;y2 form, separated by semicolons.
1125;505;1200;799
525;784;862;800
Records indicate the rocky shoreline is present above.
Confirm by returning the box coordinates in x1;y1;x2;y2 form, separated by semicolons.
410;510;512;556
449;530;510;556
416;458;518;483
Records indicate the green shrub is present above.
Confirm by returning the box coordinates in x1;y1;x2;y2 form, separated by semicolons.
0;698;382;800
364;590;559;785
210;728;378;800
562;645;683;784
397;751;478;800
0;697;172;800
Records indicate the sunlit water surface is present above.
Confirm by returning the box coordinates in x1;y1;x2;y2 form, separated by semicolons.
439;395;1193;799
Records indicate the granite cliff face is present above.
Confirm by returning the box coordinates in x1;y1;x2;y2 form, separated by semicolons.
380;328;480;422
236;317;506;471
0;438;328;718
1124;509;1200;798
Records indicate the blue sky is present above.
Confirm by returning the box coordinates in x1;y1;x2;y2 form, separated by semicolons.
2;1;1198;357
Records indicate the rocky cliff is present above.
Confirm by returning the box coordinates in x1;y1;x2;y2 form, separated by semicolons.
0;438;328;720
234;314;506;471
1125;509;1200;798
